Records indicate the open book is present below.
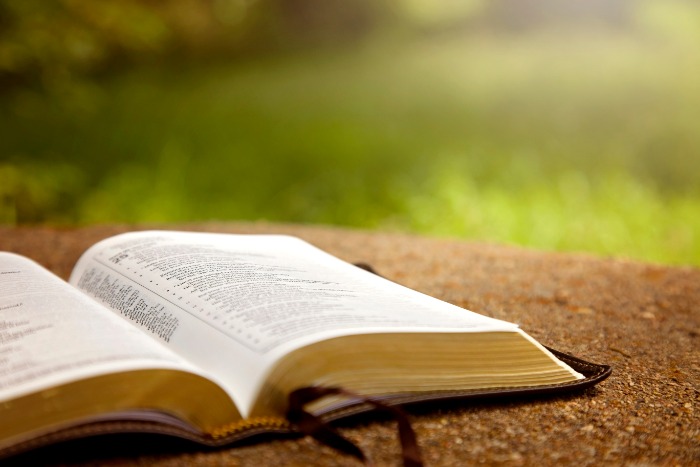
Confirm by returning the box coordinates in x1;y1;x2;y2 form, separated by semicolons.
0;231;610;458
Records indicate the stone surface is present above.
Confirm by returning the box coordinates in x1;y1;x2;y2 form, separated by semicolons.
1;223;698;466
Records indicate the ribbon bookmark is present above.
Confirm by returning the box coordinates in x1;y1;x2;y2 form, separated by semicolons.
286;386;423;467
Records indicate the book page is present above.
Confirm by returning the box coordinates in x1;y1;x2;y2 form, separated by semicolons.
0;253;204;403
69;231;519;416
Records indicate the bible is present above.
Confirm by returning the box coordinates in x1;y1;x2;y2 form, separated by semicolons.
0;230;610;459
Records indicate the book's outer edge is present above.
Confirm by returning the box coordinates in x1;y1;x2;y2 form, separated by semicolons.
0;348;610;460
309;347;612;423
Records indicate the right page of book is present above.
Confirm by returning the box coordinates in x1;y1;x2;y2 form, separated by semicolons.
70;231;555;417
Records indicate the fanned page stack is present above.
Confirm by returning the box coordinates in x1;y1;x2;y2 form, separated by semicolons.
0;231;610;458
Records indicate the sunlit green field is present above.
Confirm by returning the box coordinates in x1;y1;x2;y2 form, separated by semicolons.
2;30;699;266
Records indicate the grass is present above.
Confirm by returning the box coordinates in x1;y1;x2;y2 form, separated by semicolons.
1;28;699;266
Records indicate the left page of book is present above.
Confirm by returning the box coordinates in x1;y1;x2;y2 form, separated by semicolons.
0;252;207;402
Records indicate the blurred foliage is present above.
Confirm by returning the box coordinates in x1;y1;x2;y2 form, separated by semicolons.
1;0;699;266
0;1;168;92
0;0;389;96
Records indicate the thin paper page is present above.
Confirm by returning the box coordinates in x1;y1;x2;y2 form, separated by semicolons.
69;231;519;415
0;253;199;402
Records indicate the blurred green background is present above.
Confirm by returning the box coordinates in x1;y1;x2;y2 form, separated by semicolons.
1;0;699;266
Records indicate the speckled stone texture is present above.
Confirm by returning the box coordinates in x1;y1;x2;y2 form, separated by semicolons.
1;223;698;466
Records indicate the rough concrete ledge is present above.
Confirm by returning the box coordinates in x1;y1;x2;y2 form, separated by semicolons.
1;223;698;466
